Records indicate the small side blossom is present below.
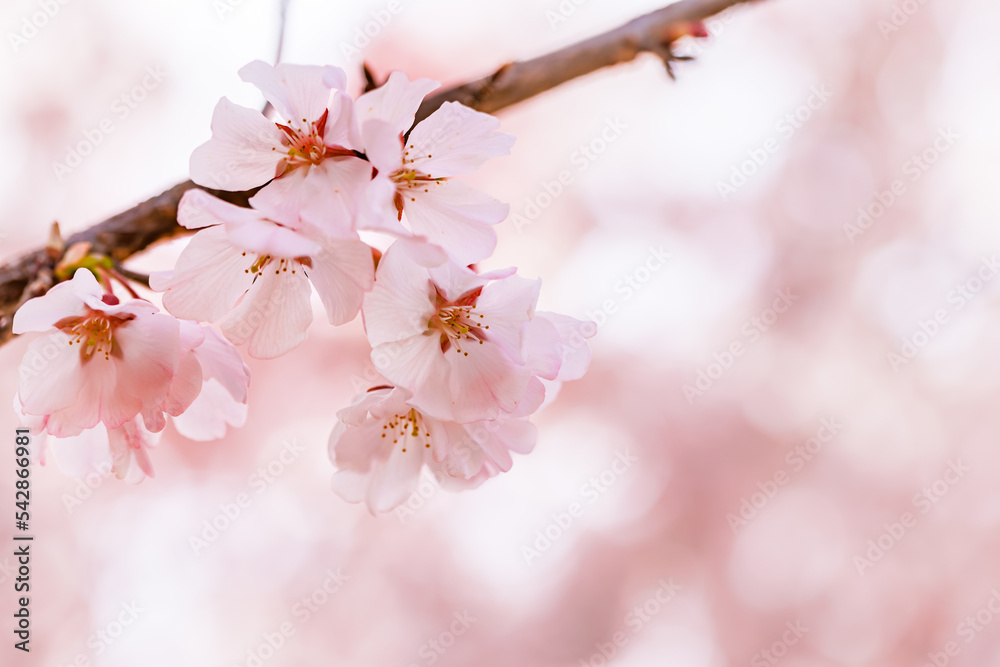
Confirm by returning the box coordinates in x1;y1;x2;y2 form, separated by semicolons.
170;323;251;441
329;386;537;513
45;415;160;485
13;268;181;437
362;244;540;423
151;189;375;359
142;320;251;440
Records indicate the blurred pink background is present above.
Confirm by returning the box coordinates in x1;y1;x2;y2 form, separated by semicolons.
2;0;999;665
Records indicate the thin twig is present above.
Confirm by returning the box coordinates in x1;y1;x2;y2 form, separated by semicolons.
0;0;761;347
261;0;292;118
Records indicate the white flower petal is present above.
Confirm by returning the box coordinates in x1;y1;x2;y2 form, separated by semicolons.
355;71;439;137
178;188;264;230
295;158;373;238
226;219;322;258
407;101;514;177
12;272;89;334
309;237;374;325
155;227;254;324
362;244;435;345
189;98;284;190
403;179;506;265
239;60;339;127
221;269;313;359
474;274;540;363
190;327;251;403
445;341;532;423
172;378;248;441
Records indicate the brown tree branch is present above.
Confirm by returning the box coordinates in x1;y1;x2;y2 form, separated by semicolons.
0;0;760;346
415;0;756;123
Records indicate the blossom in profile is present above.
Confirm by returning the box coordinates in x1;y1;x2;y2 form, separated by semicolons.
329;385;537;513
170;323;251;441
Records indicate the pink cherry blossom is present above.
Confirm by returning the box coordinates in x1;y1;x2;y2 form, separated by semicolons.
362;244;540;423
16;319;249;483
329;385;537;513
150;189;375;359
189;61;366;233
142;320;251;440
355;72;515;265
42;415;158;484
13;268;181;438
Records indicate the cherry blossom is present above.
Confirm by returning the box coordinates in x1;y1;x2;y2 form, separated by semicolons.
329;386;537;513
362;244;541;423
170;323;251;441
519;311;596;409
13;268;181;437
14;319;249;483
189;60;366;233
356;72;515;265
151;189;375;359
141;319;251;439
8;59;593;499
31;415;158;485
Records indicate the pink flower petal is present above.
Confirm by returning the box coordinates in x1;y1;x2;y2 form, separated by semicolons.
239;60;340;127
523;315;563;381
473;274;540;363
508;376;547;418
189;326;251;404
226;219;322;258
356;174;410;237
323;92;362;150
329;415;427;513
336;387;394;427
12;269;91;334
178;188;265;230
18;332;89;423
295;158;374;239
153;227;254;323
160;348;204;419
407;101;515;177
43;347;119;436
172;378;248;441
362;244;436;345
401;179;506;265
537;311;594;381
355;71;439;137
360;119;404;174
221;268;313;359
189;98;284;191
374;334;452;419
110;313;181;426
48;423;113;478
308;237;374;325
444;341;533;422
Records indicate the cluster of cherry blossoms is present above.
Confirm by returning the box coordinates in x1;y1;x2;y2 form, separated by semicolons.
13;61;592;511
